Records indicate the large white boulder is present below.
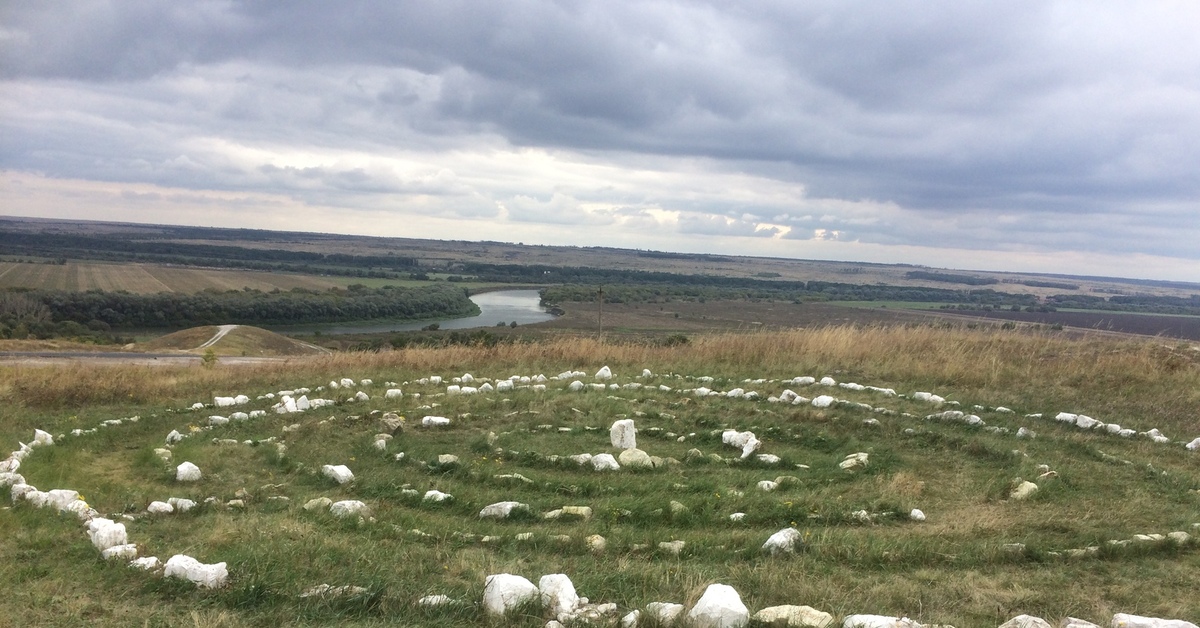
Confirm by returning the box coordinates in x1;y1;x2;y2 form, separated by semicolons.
1111;614;1199;628
164;554;228;588
88;519;128;551
175;462;202;482
998;616;1053;628
1060;619;1102;628
752;605;834;627
685;584;749;628
611;419;638;450
33;429;54;446
762;528;804;555
618;448;655;469
483;573;540;617
1185;437;1200;451
595;366;613;380
539;573;580;617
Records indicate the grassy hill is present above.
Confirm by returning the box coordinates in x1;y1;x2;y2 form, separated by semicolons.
136;325;329;357
1;328;1198;627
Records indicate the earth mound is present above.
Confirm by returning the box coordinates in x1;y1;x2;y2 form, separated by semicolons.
137;325;328;357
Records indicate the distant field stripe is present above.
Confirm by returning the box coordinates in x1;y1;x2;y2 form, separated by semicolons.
133;264;175;293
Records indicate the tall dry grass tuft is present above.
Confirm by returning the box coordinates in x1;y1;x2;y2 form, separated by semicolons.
2;327;1197;424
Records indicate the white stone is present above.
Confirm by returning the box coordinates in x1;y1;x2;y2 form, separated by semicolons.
423;490;453;503
304;497;333;512
646;602;686;625
622;610;642;628
164;554;228;588
480;501;528;519
596;366;613;380
762;527;804;555
418;594;453;607
659;540;685;555
483;573;540;617
757;480;779;492
539;574;580;617
1060;619;1101;628
422;416;451;427
812;395;836;408
591;453;620;471
321;464;354;484
619;448;655;469
910;509;926;522
686;584;749;628
1010;481;1039;500
385;388;403;398
839;452;869;471
752;605;834;628
841;616;924;628
1186;437;1200;451
329;500;369;518
997;616;1053;628
147;501;175;515
569;380;585;391
89;520;128;551
130;556;162;571
1110;614;1198;628
176;462;202;482
102;544;138;561
168;497;196;512
586;534;607;552
611;419;638;449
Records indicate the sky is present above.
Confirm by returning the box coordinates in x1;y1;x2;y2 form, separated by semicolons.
2;1;1199;282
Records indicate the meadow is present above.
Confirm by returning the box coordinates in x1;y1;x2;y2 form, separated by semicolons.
2;327;1199;627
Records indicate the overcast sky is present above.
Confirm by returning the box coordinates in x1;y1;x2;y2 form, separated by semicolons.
3;1;1199;281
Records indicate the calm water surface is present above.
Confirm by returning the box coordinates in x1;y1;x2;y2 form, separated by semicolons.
276;289;555;335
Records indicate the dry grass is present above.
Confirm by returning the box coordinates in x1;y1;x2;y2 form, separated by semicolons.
4;326;1198;419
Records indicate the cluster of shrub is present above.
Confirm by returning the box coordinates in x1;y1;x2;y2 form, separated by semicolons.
0;292;132;344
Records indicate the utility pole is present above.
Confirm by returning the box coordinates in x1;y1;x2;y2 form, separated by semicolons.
597;284;603;335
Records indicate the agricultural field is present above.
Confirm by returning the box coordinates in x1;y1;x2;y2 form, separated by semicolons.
2;329;1199;627
0;261;339;294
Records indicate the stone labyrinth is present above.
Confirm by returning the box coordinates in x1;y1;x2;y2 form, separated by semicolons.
3;365;1199;627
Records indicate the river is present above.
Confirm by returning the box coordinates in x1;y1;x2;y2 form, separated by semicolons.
272;289;556;335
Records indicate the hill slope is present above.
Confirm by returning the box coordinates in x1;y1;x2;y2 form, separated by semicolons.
136;325;328;357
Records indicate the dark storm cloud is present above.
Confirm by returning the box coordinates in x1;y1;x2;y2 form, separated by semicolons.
3;1;1200;277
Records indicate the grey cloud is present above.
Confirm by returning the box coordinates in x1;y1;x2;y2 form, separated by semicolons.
3;1;1200;274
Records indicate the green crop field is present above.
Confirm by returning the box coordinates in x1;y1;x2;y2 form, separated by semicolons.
2;329;1198;627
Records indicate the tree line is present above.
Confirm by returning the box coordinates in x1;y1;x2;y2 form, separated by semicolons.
6;284;477;331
